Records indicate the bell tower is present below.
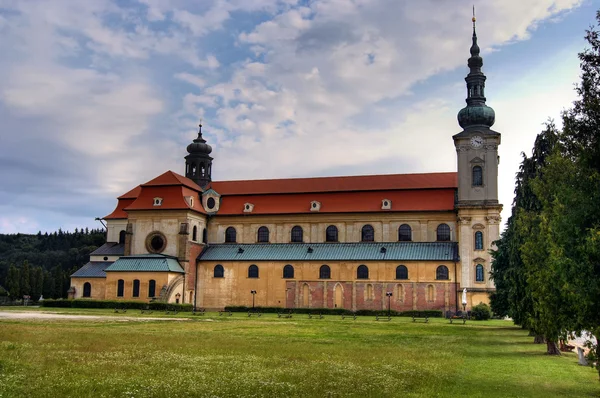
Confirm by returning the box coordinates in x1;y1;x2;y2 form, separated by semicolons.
185;122;213;189
453;11;502;303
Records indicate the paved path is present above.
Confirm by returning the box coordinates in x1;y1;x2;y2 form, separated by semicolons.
0;311;189;322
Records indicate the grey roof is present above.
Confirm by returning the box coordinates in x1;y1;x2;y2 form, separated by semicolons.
71;262;111;278
91;242;125;256
104;254;184;273
198;242;458;262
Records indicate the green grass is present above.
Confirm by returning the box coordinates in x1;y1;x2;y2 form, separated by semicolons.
0;309;598;397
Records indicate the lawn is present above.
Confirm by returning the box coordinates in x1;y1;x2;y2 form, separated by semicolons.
0;309;598;397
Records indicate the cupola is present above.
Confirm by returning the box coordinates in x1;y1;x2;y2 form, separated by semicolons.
185;122;213;188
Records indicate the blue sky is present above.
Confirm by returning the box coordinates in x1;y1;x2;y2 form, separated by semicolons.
0;0;596;234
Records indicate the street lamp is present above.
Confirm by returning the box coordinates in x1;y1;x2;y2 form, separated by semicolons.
386;292;393;317
250;290;257;311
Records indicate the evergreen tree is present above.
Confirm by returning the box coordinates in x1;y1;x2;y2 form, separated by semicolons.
19;260;31;297
6;265;20;298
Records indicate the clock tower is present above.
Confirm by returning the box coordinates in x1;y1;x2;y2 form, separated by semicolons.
453;13;502;304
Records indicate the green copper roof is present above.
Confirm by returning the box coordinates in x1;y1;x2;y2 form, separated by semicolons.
198;242;458;262
104;254;184;273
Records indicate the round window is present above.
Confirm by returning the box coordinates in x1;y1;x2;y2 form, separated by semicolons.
145;231;167;253
207;197;216;209
383;201;388;206
103;256;108;261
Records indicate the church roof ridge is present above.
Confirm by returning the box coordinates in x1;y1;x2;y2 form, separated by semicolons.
142;170;202;191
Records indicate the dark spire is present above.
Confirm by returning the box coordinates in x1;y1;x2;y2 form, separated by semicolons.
457;7;495;130
185;120;213;188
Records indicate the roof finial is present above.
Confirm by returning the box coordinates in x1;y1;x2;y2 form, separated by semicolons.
197;118;203;138
470;5;480;57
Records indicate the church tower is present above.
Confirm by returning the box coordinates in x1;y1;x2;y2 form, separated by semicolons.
453;13;502;303
185;123;213;188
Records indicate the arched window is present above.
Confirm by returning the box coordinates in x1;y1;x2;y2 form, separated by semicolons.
398;224;412;241
225;227;237;243
436;224;451;241
83;282;91;298
248;264;259;278
326;225;338;242
319;265;331;279
436;265;449;280
476;264;484;282
257;226;269;243
202;228;207;243
148;280;156;298
357;265;369;279
192;226;198;242
133;279;140;297
119;230;126;244
283;264;294;279
475;231;483;250
214;264;224;278
473;166;483;186
396;265;408;280
117;279;124;297
291;226;303;243
361;224;374;242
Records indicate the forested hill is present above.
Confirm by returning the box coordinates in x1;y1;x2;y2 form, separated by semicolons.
0;229;106;300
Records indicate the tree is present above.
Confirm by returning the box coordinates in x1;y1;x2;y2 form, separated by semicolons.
6;265;20;298
19;260;31;297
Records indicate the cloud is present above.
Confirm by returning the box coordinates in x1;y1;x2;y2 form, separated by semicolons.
0;0;587;233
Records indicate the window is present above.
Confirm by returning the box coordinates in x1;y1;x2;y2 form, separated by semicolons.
192;226;198;242
436;265;449;280
357;265;369;279
473;166;483;186
146;231;167;253
207;197;216;210
202;228;207;243
148;280;156;298
248;264;259;278
119;230;126;244
476;264;484;282
153;197;163;206
257;226;269;243
326;225;338;242
291;226;303;243
396;284;404;302
396;265;408;280
117;279;124;297
283;264;294;279
225;227;237;243
436;224;451;241
319;265;331;279
475;231;483;250
366;284;374;300
133;279;140;297
83;282;91;298
361;225;374;242
427;285;434;302
398;224;412;241
214;264;224;278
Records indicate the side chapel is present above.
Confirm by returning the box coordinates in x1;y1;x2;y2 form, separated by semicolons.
70;17;501;312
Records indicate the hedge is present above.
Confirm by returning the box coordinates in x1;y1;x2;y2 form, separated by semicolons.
224;306;443;318
41;299;193;312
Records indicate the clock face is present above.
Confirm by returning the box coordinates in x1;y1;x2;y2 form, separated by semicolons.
470;135;484;148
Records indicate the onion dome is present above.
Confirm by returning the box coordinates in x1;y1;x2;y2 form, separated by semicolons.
457;11;495;129
187;123;212;155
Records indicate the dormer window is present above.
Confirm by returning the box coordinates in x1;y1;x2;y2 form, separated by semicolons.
381;199;391;210
310;201;321;212
244;203;254;213
153;197;163;206
185;196;194;207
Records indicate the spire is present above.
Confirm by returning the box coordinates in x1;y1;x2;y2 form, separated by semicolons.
185;119;213;188
457;7;495;130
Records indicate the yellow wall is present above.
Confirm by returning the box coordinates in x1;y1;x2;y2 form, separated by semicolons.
207;212;457;244
105;272;181;302
196;260;460;309
71;278;106;300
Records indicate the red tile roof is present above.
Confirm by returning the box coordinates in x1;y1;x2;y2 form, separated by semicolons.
218;189;455;215
118;185;142;199
211;172;457;195
124;186;207;213
143;170;202;191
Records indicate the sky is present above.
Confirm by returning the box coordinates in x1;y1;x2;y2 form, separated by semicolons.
0;0;597;234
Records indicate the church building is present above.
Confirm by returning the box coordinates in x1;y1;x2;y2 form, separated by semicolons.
70;18;502;313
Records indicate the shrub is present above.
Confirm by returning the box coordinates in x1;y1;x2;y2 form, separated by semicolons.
222;306;443;317
471;302;492;320
41;299;193;312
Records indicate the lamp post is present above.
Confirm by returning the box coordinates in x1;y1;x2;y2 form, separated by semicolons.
386;292;393;317
250;290;257;311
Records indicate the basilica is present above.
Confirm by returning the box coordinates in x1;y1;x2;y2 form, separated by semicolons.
70;18;501;313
